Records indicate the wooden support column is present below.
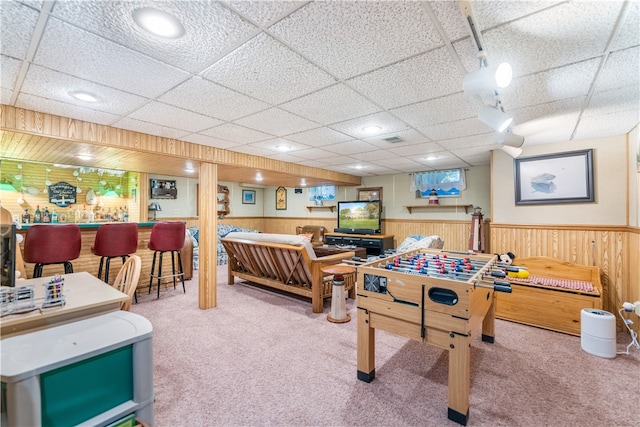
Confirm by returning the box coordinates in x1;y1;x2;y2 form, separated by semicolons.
198;162;217;309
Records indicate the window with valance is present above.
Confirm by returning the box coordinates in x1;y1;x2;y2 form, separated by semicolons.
410;169;466;197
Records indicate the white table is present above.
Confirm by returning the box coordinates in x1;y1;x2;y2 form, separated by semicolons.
1;272;128;338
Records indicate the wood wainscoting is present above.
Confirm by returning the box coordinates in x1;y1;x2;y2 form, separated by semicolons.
491;223;640;334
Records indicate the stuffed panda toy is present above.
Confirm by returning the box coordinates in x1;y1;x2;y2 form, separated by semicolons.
496;251;515;265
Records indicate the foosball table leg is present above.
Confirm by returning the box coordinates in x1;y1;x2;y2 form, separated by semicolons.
482;293;497;343
448;333;471;426
356;307;376;382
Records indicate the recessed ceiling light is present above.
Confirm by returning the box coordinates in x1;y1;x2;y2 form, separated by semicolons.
423;155;439;161
351;165;366;169
275;144;291;152
362;126;382;134
133;7;185;39
76;154;94;161
255;173;263;182
70;91;99;103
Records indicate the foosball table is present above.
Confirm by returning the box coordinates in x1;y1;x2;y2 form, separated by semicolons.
356;249;514;426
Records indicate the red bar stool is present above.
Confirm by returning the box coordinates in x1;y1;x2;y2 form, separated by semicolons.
148;222;186;298
91;223;139;284
23;224;81;278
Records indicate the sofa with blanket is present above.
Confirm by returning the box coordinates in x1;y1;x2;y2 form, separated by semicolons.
221;232;356;313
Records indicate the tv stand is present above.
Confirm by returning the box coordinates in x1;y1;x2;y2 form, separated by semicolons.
325;232;394;256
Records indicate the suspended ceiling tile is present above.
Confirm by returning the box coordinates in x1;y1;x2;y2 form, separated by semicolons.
418;117;489;141
33;18;190;98
322;140;380;156
16;93;120;125
222;143;273;157
0;1;39;59
224;1;305;26
269;1;443;79
471;1;566;30
511;97;584;129
21;64;150;115
1;55;22;90
234;108;319;136
436;133;497;151
201;33;335;105
609;0;640;51
329;111;410;139
128;101;223;133
158;76;269;122
291;147;341;160
371;155;424;169
350;149;399;162
430;0;472;41
452;37;482;75
1;89;12;104
285;127;352;147
248;137;312;153
182;133;239;150
279;83;381;125
201;123;273;144
266;152;307;163
112;116;190;140
455;153;492;166
385;142;447;158
594;47;640;92
391;92;482;129
50;0;259;73
482;2;624;77
574;109;640;140
364;129;432;149
312;155;359;166
348;47;465;109
501;59;599;111
584;85;640;116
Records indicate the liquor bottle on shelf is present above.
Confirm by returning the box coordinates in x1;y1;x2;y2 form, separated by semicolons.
123;206;129;222
51;208;59;223
34;205;42;223
75;204;82;223
42;207;51;223
22;208;30;224
119;206;124;222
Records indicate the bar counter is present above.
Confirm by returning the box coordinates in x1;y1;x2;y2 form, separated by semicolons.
17;222;193;286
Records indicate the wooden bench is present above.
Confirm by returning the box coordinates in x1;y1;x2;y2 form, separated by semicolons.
221;232;356;313
495;256;603;336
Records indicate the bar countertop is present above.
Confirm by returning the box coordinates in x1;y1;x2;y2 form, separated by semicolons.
18;221;158;230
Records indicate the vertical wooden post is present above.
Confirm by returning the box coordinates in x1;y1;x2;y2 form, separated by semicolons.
198;162;217;309
356;308;376;382
448;333;470;425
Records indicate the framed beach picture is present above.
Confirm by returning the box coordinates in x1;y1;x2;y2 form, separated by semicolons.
514;149;594;205
242;189;255;204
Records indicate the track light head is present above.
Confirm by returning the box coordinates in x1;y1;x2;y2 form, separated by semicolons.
500;145;523;158
463;62;512;93
478;106;512;132
499;130;525;148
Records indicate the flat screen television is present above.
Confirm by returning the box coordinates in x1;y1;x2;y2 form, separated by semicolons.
336;200;381;234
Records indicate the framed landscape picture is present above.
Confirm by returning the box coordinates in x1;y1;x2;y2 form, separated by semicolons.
242;189;255;204
514;149;594;205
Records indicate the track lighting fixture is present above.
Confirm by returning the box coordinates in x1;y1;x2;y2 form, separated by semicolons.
463;62;512;94
478;105;512;132
498;129;524;158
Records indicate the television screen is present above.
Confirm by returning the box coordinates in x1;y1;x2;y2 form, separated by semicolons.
337;200;381;233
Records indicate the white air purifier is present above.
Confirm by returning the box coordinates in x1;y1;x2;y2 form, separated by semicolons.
581;309;616;358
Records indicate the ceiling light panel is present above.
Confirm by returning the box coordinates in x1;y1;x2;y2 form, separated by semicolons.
329;111;409;139
20;65;150;114
16;93;119;126
133;8;185;39
279;83;381;125
158;76;270;122
268;1;443;79
50;1;259;73
33;18;190;98
201;33;335;105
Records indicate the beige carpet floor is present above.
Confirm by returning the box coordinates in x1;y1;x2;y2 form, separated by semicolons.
131;267;640;427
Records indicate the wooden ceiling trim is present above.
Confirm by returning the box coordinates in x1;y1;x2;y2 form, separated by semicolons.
1;105;360;186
